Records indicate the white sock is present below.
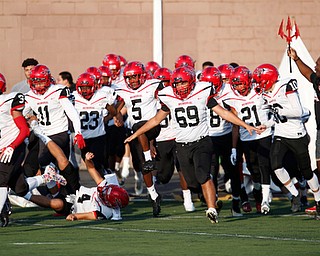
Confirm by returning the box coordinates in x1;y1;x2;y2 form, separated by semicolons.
143;150;152;162
274;167;291;184
285;182;299;197
182;189;193;205
307;173;320;201
147;184;158;200
115;162;120;171
0;187;8;213
307;173;320;192
122;156;130;169
26;176;44;191
262;184;270;203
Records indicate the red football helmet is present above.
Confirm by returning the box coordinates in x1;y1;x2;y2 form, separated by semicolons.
170;67;196;100
28;64;52;95
118;55;127;67
154;68;172;82
102;54;121;80
217;64;234;82
98;65;112;87
154;67;172;88
123;61;146;90
0;73;6;94
230;66;252;96
252;64;279;92
174;55;195;69
97;184;129;208
76;72;96;100
199;66;223;95
86;66;102;88
145;61;161;75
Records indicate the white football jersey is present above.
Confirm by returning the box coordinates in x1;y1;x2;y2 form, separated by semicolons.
158;81;218;143
263;78;307;138
24;84;79;136
0;92;25;148
223;86;272;141
115;79;160;129
73;89;116;139
208;83;233;137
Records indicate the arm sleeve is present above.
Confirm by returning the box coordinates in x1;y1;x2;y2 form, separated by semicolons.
11;115;30;149
60;97;82;134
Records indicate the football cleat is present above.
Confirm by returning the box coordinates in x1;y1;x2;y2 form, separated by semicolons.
150;194;161;217
255;202;262;214
1;198;12;227
42;165;67;186
216;199;223;214
206;208;218;224
242;201;252;213
231;199;243;217
305;205;316;215
291;195;301;213
261;201;270;215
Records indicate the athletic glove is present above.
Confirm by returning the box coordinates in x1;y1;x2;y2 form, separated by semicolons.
74;133;86;149
0;146;14;163
230;148;237;166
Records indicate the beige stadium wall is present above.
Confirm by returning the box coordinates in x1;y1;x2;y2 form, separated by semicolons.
0;0;319;90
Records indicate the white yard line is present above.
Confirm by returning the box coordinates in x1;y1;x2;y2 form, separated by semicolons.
11;220;320;244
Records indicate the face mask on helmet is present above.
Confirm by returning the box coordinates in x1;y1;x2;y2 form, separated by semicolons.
98;65;112;87
171;67;196;100
0;73;6;94
97;184;129;208
199;67;223;95
76;73;96;100
28;64;52;95
123;61;146;90
230;66;252;96
252;64;279;93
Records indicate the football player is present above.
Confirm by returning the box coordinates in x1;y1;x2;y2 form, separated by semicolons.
153;67;195;212
23;64;86;171
115;61;162;217
73;72;117;176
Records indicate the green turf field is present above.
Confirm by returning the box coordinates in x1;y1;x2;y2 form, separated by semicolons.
1;199;319;256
